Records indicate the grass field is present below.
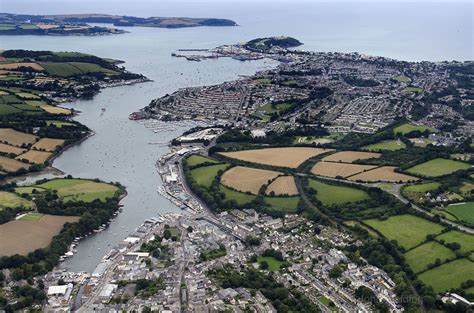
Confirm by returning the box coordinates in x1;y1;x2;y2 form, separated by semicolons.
404;241;456;273
190;164;228;187
186;155;219;167
16;150;52;164
220;147;333;168
0;128;38;146
0;191;32;209
41;62;116;77
219;184;256;205
393;75;411;83
343;221;379;237
435;231;474;253
322;151;381;163
364;215;445;250
393;123;434;135
406;158;470;177
312;162;376;178
348;166;417;183
32;138;65;152
33;178;120;202
46;120;76;128
404;182;441;193
0;214;80;256
266;176;298;196
362;140;406;151
264;196;299;213
308;179;370;205
220;166;281;195
257;256;284;271
417;259;474;293
294;136;334;145
404;86;423;93
445;202;474;225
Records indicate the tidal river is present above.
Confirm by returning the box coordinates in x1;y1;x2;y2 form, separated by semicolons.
1;1;470;272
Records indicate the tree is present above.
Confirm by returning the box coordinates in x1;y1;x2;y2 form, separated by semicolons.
329;265;343;278
260;261;269;270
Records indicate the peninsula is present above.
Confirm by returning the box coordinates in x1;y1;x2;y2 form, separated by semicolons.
0;13;238;36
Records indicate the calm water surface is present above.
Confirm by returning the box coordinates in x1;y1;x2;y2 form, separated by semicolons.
0;0;471;272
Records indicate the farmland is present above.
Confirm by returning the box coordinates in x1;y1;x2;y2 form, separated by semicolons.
220;166;281;195
0;191;32;209
406;158;470;177
30;178;120;202
220;147;332;168
393;123;434;135
417;259;474;293
0;214;80;256
190;164;228;187
311;162;376;178
0;142;26;155
266;176;298;196
362;140;406;151
0;62;44;71
16;150;52;164
0;128;38;146
348;166;417;183
322;151;381;163
445;202;474;225
308;179;370;205
364;215;445;250
32;138;65;152
403;241;456;273
0;156;30;172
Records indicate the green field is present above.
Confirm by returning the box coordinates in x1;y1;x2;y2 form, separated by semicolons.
308;179;370;205
343;220;379;238
257;256;284;271
417;259;474;293
393;123;433;135
190;164;228;187
406;158;470;177
362;140;406;151
186;155;219;167
15;186;46;194
404;182;441;193
41;62;117;77
19;23;38;30
445;202;474;225
364;215;445;250
393;75;411;83
219;185;256;205
30;178;120;202
404;241;456;273
0;191;33;209
435;231;474;253
404;86;423;93
264;196;299;213
46;120;76;128
294;136;334;145
19;212;44;221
